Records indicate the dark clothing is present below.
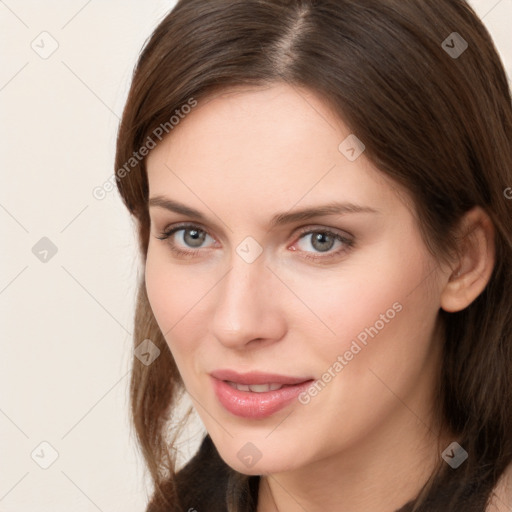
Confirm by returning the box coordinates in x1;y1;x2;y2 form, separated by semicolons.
175;433;239;511
175;434;259;511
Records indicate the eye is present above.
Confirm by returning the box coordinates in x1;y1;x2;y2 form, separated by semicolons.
292;227;354;262
155;222;354;262
155;223;216;257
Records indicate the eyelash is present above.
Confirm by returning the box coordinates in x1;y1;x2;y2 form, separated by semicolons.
155;222;354;262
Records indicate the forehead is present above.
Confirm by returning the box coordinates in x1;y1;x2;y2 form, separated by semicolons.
145;83;409;221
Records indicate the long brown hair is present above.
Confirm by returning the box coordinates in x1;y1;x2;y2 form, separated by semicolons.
114;1;512;510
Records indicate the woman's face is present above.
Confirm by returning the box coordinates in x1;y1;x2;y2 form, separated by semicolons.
145;83;448;475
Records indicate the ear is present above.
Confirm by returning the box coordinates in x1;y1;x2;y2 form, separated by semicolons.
440;206;496;313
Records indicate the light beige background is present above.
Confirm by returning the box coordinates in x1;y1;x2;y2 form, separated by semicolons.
1;1;511;511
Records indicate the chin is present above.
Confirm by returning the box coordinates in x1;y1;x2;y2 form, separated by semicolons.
215;442;300;476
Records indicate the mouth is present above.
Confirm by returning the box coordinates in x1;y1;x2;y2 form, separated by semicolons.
210;369;315;419
224;381;292;392
210;369;312;385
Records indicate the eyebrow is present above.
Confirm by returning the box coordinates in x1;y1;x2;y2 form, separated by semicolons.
148;195;380;228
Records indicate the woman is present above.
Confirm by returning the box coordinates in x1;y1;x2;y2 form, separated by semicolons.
114;0;512;510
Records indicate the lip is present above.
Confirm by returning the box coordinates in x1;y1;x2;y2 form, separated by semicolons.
210;370;314;419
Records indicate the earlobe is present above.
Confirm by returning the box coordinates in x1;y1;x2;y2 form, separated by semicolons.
440;207;496;313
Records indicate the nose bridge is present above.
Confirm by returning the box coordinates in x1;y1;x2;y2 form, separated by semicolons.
211;246;280;347
217;251;265;325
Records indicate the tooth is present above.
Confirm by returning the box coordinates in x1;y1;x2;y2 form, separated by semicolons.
247;384;269;392
227;381;285;392
248;383;284;392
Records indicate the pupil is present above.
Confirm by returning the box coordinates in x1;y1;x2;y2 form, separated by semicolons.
313;233;333;252
185;229;205;247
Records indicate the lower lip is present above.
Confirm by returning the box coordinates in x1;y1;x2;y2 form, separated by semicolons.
211;377;314;419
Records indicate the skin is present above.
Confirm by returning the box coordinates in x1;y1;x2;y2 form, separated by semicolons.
144;82;498;511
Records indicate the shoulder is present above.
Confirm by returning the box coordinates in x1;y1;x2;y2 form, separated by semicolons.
486;463;512;512
175;434;234;512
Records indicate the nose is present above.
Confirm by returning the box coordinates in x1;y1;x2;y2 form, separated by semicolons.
211;251;286;350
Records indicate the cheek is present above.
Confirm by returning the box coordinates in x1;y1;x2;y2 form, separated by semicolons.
289;286;440;456
144;247;208;355
287;279;406;380
300;254;439;413
279;262;416;353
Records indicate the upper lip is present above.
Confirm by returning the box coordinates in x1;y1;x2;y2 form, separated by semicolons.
210;369;313;385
